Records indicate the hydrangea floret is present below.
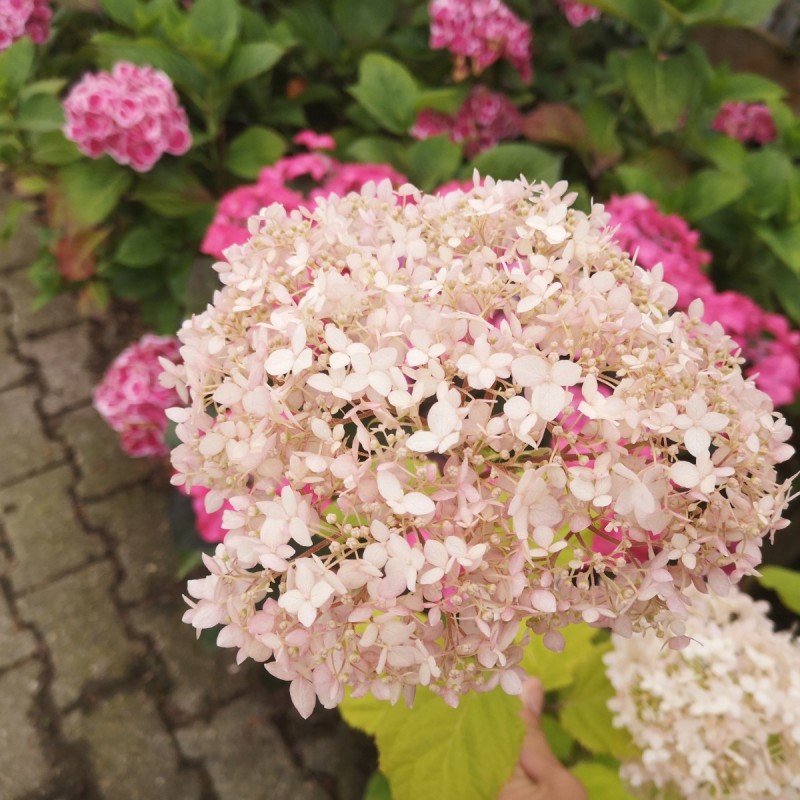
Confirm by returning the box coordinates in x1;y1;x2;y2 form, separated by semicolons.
555;0;601;27
428;0;533;82
168;176;794;718
712;101;777;145
0;0;50;51
606;587;800;799
94;334;181;458
63;62;192;173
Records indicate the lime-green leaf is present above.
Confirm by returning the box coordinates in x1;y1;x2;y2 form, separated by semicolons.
222;42;285;88
415;86;469;115
756;224;800;272
114;226;164;268
187;0;240;63
571;760;636;800
625;50;695;135
520;624;605;692
675;169;748;222
708;71;785;105
58;159;133;227
560;641;638;760
225;127;287;180
19;79;68;100
30;131;82;166
333;0;395;43
757;565;800;614
742;150;793;220
470;144;563;185
100;0;137;29
406;136;462;192
17;94;65;133
350;53;419;135
0;38;34;101
340;687;523;800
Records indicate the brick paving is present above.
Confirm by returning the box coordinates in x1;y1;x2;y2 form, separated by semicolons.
0;194;376;799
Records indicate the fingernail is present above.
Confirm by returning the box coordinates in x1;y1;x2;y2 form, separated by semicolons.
522;678;544;717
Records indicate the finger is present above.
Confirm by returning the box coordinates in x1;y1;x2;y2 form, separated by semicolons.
516;678;565;784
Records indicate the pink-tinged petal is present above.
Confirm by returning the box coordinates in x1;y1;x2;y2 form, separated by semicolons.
670;461;699;489
512;354;548;387
419;567;445;584
550;359;582;386
403;492;436;516
265;348;296;375
407;431;440;453
290;677;317;718
278;589;305;615
684;426;711;458
377;470;404;502
702;412;729;432
499;670;523;695
532;383;568;421
310;581;335;608
290;517;312;547
298;601;318;627
531;589;557;613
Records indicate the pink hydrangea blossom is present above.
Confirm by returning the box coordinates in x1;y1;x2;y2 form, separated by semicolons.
293;129;336;151
94;334;182;458
412;86;522;158
712;101;777;145
429;0;533;82
0;0;50;50
172;176;794;717
555;0;601;26
606;193;714;308
201;140;407;259
63;62;192;172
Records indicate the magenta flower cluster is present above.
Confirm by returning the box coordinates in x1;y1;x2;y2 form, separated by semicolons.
428;0;533;82
200;133;407;259
607;193;800;406
411;86;522;158
63;62;192;173
0;0;50;50
555;0;601;27
712;101;777;145
93;334;182;458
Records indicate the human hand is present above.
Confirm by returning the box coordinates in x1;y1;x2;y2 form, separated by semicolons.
498;678;588;800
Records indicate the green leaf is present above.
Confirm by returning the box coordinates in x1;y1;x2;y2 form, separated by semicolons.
114;226;165;268
0;38;34;101
520;624;606;692
406;136;462;192
100;0;138;29
107;264;164;299
675;169;748;222
625;50;696;135
560;642;638;760
660;0;781;27
756;224;800;273
225;127;288;179
58;159;133;227
347;136;406;170
708;71;785;105
470;144;563;185
757;565;800;614
571;760;636;800
340;687;523;800
131;163;213;218
139;293;184;334
582;0;665;37
283;1;340;60
19;79;68;100
93;34;206;95
350;53;419;135
30;132;82;166
541;714;575;762
742;150;793;220
222;42;285;88
415;86;469;115
186;0;240;64
769;261;800;327
363;772;393;800
17;94;65;133
334;0;395;43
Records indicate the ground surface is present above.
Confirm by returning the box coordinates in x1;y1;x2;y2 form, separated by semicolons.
0;193;376;800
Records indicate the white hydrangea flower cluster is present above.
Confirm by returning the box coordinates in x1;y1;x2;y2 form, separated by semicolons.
165;176;794;717
605;588;800;799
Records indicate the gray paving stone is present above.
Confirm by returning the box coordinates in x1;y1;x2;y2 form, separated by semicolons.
63;689;201;800
82;485;178;604
56;406;154;499
176;695;328;800
0;385;65;486
17;560;145;708
0;465;103;592
3;267;81;337
18;325;94;415
0;590;37;669
129;598;260;722
0;309;30;390
0;200;39;273
0;662;49;798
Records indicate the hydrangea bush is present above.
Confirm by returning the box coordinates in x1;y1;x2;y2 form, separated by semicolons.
169;176;793;718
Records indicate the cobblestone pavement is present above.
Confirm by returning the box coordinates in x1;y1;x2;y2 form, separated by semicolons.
0;195;376;800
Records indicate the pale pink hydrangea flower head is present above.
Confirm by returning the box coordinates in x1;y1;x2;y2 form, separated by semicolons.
63;61;192;172
201;137;407;259
712;101;777;145
555;0;601;27
170;176;793;718
0;0;51;50
411;85;522;158
429;0;533;82
606;587;800;799
94;334;182;458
